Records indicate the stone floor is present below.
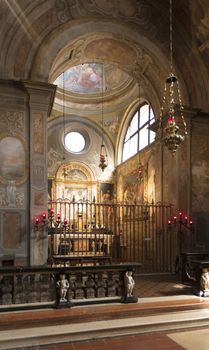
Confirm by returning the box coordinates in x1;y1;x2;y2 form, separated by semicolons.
136;273;193;298
0;273;206;350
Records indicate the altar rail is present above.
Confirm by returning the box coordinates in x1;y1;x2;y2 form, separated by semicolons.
0;263;141;311
46;200;174;273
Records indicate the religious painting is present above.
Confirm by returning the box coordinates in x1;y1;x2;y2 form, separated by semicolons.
54;63;102;93
100;183;114;203
54;63;131;95
0;136;27;185
123;171;143;203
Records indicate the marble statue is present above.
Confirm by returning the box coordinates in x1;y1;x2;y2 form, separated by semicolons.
200;268;209;292
124;270;135;297
57;274;69;302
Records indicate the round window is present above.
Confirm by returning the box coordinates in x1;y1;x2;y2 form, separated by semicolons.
65;132;85;153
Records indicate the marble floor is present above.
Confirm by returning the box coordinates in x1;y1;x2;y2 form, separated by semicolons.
0;273;208;350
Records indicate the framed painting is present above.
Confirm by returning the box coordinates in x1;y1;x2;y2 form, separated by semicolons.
100;183;114;202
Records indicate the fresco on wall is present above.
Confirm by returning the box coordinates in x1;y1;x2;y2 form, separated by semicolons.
0;136;26;185
54;63;130;94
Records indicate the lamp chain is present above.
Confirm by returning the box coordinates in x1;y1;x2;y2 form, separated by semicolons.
63;71;66;160
169;0;173;75
102;63;104;143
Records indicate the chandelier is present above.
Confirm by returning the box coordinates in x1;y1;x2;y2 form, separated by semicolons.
159;0;187;154
99;63;108;171
62;71;67;178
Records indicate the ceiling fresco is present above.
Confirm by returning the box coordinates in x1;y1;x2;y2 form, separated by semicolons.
53;63;132;95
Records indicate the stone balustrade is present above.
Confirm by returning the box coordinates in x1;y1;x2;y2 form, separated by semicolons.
0;263;141;311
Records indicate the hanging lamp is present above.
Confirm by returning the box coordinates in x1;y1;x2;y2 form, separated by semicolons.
159;0;187;154
99;63;108;171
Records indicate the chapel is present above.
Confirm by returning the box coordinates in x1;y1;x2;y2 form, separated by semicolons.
0;1;209;349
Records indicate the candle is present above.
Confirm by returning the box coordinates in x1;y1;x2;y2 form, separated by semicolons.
64;218;68;225
35;218;39;225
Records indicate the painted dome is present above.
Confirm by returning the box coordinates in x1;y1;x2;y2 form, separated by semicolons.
53;63;132;95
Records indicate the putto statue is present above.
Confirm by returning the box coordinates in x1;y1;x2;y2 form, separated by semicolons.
200;268;209;296
57;274;69;302
124;270;135;297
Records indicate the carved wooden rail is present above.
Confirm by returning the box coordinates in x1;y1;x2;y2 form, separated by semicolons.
0;263;141;311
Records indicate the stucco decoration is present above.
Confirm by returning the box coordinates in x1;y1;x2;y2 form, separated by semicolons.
192;1;209;54
54;0;153;27
48;147;62;175
0;111;24;135
81;0;152;26
0;135;27;186
55;0;76;23
33;113;44;154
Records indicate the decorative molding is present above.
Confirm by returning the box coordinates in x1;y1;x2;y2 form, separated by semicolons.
32;112;44;154
0;111;24;135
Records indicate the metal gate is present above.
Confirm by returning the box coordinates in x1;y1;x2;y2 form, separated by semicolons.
47;200;176;273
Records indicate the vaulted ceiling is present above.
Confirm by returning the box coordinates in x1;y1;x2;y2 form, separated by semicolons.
1;0;209;137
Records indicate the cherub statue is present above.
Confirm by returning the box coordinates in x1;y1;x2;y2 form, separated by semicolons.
124;271;135;297
200;268;209;292
57;274;69;302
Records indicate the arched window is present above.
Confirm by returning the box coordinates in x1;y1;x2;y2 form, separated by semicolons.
122;103;155;162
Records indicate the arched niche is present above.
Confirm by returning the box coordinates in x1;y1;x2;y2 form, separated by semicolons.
53;161;97;202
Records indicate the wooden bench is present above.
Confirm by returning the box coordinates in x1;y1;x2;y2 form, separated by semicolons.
181;252;209;283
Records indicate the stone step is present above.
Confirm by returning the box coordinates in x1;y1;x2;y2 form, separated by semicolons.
1;308;209;349
1;296;209;349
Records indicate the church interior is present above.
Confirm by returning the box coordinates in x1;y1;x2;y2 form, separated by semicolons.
1;0;209;349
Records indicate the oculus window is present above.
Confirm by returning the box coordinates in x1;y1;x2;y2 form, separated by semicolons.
65;132;85;153
122;104;155;162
